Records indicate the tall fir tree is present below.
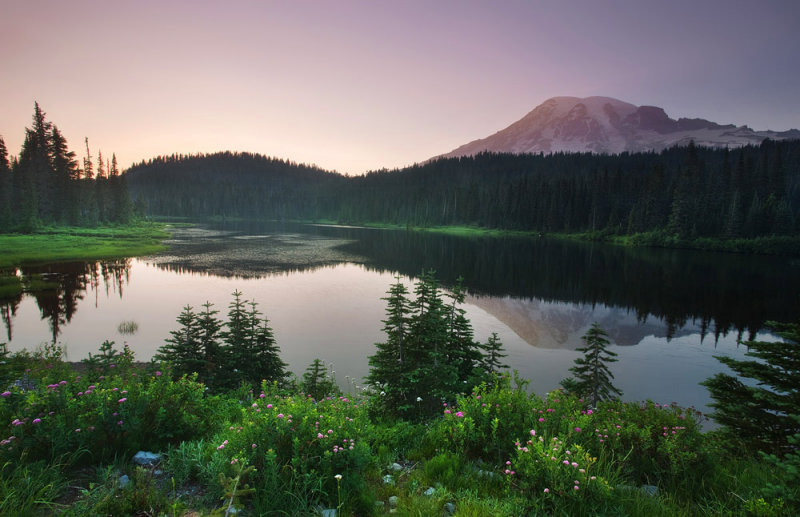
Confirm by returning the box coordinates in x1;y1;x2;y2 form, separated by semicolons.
0;136;11;228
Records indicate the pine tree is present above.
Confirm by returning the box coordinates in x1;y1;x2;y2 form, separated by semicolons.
302;358;339;401
480;332;508;377
367;278;412;414
155;305;206;379
0;136;11;228
196;301;223;387
702;320;800;453
219;292;287;389
560;323;622;407
49;125;79;223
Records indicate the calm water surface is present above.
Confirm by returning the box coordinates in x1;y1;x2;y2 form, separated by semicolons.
3;222;798;415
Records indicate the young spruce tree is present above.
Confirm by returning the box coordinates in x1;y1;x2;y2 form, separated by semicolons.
560;322;622;407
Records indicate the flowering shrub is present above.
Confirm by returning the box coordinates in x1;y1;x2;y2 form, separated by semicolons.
0;356;213;465
510;432;614;513
199;382;375;514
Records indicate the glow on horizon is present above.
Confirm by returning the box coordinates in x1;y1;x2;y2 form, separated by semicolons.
1;0;799;175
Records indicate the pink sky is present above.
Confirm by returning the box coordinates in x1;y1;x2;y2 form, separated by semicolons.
2;0;799;175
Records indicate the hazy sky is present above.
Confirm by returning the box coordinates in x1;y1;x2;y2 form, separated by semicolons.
2;0;799;174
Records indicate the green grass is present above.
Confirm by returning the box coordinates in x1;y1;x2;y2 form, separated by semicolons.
0;223;170;268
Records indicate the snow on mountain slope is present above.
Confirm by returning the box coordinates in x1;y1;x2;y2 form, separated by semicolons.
437;96;800;159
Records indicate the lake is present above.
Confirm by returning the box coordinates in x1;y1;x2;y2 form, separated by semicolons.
3;222;798;416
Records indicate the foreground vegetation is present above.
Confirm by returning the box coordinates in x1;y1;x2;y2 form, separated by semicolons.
0;341;792;516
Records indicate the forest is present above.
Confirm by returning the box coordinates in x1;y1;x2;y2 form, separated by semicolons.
0;103;134;232
125;140;800;242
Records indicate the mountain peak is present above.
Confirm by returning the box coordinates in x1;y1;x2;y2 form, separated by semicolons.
437;96;799;158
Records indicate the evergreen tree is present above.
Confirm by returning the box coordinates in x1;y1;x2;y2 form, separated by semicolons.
368;272;498;420
560;323;622;407
366;278;411;413
0;136;11;228
301;358;339;401
155;305;206;379
702;320;800;453
196;301;223;387
220;291;287;389
479;332;508;377
49;125;79;223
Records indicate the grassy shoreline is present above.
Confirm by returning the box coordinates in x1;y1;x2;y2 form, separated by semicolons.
0;223;171;268
126;216;800;255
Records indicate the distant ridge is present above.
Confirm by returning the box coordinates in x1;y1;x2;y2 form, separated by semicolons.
437;96;800;159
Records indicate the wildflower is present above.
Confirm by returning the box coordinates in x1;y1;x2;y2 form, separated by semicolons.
530;429;536;436
277;413;284;418
252;403;258;408
12;419;23;426
267;404;273;409
335;474;342;480
455;411;464;418
416;396;422;402
574;485;579;491
118;398;127;403
117;420;123;426
155;371;162;377
318;433;324;439
544;488;550;493
538;417;545;422
33;418;41;424
574;427;581;432
252;443;257;448
444;409;451;414
75;428;81;432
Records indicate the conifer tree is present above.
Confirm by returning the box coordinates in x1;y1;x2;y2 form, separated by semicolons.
0;136;11;228
302;358;339;401
560;322;622;407
367;278;411;413
219;291;287;389
702;320;800;453
196;301;223;387
480;332;508;377
155;305;206;379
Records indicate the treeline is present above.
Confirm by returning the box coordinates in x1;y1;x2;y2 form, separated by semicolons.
126;140;800;240
0;103;134;232
126;152;344;221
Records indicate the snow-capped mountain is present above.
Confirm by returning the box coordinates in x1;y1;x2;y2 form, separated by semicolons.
437;96;800;158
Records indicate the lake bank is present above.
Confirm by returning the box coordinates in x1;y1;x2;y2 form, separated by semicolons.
0;223;171;268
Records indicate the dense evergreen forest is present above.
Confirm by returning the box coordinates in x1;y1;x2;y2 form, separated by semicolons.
0;104;133;232
126;140;800;240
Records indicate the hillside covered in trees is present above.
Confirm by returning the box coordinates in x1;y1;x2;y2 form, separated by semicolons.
0;104;133;232
127;140;800;241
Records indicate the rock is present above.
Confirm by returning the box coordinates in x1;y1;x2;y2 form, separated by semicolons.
391;462;403;471
118;474;130;488
444;502;456;514
424;487;436;496
153;469;163;476
641;484;658;496
389;495;399;508
319;509;336;517
132;451;161;466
